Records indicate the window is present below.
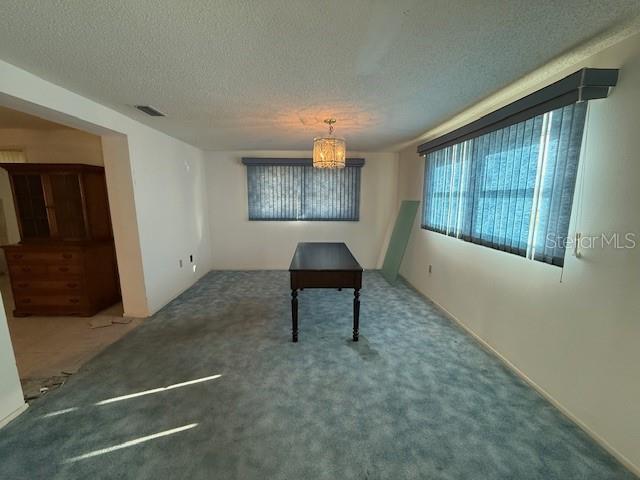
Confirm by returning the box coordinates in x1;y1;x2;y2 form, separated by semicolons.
417;68;619;267
422;102;587;266
243;158;363;221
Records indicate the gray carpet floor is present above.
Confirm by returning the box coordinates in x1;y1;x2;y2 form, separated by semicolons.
0;271;635;479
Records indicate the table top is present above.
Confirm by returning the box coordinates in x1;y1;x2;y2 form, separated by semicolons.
289;242;363;272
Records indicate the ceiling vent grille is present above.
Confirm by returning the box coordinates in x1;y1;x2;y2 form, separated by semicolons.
135;105;165;117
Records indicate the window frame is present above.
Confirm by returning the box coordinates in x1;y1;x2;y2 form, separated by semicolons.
416;68;618;267
242;157;364;222
421;103;588;267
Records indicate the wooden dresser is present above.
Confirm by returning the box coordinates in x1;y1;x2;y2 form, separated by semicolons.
1;163;120;317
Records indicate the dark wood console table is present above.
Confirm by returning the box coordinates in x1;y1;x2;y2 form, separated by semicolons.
289;242;363;342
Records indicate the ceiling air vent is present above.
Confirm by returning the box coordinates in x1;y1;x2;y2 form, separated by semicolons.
135;105;165;117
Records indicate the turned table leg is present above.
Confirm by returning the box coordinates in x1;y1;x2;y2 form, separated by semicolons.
291;289;298;342
353;288;360;341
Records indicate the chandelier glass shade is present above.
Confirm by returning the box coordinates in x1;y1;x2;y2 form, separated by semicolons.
313;119;346;168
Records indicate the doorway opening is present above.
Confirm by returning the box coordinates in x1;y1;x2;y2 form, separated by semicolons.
0;105;141;401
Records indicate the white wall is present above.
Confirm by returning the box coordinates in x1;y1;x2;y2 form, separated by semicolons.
100;134;151;318
0;304;24;427
206;151;398;270
125;132;212;314
397;33;640;473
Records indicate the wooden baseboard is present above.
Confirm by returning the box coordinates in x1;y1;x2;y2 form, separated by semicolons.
0;403;28;430
399;275;640;477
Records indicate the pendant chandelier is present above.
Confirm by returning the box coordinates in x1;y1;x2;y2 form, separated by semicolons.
313;119;346;169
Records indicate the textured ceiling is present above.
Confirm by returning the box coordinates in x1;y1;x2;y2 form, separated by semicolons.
1;1;639;151
0;105;72;130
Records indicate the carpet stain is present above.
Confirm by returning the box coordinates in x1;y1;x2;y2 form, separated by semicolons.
346;336;380;361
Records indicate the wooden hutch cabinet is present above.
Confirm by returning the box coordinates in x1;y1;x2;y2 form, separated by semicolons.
1;163;120;316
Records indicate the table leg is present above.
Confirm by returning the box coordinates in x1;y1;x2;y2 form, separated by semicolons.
353;288;360;341
291;289;298;342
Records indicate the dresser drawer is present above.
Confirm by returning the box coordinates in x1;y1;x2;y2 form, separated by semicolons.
12;279;83;294
6;250;83;265
4;241;120;317
47;264;84;276
9;264;48;278
9;263;84;278
14;295;88;308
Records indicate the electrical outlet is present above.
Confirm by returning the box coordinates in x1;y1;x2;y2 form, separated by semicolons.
428;264;432;274
179;259;183;268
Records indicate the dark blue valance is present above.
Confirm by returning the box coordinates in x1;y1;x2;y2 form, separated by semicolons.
417;68;618;156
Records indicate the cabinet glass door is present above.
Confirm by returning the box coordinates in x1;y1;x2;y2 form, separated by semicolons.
13;174;50;239
49;174;86;239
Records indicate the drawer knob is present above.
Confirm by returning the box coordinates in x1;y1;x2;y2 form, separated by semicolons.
21;267;31;272
17;283;29;288
62;254;72;259
69;299;79;304
12;254;24;259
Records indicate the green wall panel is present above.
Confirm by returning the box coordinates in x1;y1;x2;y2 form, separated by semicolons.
381;200;420;284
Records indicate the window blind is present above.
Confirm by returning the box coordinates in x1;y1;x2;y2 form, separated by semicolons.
244;159;362;221
422;102;587;266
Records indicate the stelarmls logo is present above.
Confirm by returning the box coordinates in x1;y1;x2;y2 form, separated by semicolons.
546;232;637;251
